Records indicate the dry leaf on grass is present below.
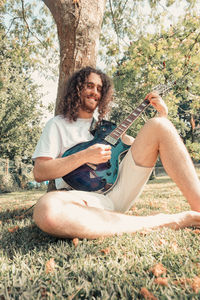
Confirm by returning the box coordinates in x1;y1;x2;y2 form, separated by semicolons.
173;278;191;287
150;263;167;277
154;277;168;286
174;276;200;293
45;258;56;274
8;225;19;233
100;247;110;255
158;238;168;246
140;287;158;300
192;229;200;234
191;276;200;293
170;241;178;252
72;238;79;248
139;229;150;236
98;236;105;243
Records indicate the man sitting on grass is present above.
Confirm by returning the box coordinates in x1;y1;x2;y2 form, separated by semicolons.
32;66;200;239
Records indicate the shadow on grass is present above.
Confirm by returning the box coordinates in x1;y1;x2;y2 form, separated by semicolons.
148;176;173;185
0;207;71;259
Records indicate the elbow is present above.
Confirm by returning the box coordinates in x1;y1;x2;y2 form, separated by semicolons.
33;167;44;182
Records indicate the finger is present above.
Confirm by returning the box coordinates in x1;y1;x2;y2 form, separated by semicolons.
100;144;112;151
95;143;111;149
101;149;111;156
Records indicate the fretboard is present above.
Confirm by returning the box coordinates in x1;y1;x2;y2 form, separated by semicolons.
105;99;150;145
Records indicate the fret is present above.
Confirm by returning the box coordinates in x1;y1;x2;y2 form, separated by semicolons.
126;118;133;122
111;133;120;139
118;125;126;131
116;126;123;132
123;120;131;126
112;129;123;135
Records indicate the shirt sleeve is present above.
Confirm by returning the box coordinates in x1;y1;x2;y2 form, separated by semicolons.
32;118;62;160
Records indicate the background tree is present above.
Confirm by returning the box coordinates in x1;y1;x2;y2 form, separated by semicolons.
109;13;200;160
0;26;45;162
0;0;58;162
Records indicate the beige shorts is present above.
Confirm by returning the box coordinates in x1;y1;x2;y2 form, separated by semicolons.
57;150;153;213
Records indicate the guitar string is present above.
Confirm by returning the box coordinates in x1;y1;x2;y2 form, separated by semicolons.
108;80;175;141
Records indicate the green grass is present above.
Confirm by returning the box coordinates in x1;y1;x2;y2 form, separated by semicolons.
1;173;200;299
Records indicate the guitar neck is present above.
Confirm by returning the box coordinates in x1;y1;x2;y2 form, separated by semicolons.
105;99;150;145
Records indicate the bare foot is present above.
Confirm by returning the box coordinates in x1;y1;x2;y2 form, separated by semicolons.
171;211;200;229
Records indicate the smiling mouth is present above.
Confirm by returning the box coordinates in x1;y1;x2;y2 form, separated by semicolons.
88;97;98;102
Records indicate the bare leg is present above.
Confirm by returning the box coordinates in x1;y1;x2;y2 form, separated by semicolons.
131;117;200;211
33;191;200;239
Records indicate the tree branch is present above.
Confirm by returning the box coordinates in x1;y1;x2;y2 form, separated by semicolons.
108;0;120;48
2;16;21;39
20;0;47;47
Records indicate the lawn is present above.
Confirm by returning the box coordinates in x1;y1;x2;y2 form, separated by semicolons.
0;173;200;299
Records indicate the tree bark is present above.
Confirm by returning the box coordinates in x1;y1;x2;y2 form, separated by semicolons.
43;0;106;114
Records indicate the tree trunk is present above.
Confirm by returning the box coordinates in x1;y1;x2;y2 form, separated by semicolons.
43;0;106;115
43;0;106;192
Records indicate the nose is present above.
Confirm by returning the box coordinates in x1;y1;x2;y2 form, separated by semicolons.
91;85;98;95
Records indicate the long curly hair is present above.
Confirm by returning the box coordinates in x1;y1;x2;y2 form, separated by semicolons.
58;66;113;123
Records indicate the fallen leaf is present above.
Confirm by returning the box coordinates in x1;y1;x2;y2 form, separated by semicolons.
72;238;79;248
140;287;158;300
170;241;178;252
192;229;200;234
149;201;155;207
150;263;167;277
131;206;138;212
100;247;110;255
139;229;149;236
191;276;200;293
98;236;105;243
158;238;168;246
45;258;56;274
173;278;191;286
154;277;168;286
8;226;19;233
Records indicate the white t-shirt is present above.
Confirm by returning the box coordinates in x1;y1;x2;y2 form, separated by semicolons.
32;115;94;189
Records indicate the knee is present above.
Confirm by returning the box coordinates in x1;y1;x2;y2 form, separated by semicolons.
33;192;64;234
146;117;177;137
147;116;173;128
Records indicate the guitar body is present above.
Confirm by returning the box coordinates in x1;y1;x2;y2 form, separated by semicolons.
62;120;130;193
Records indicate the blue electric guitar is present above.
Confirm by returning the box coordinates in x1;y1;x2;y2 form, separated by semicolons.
62;84;171;193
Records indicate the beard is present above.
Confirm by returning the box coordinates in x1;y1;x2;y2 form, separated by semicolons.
80;97;98;113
